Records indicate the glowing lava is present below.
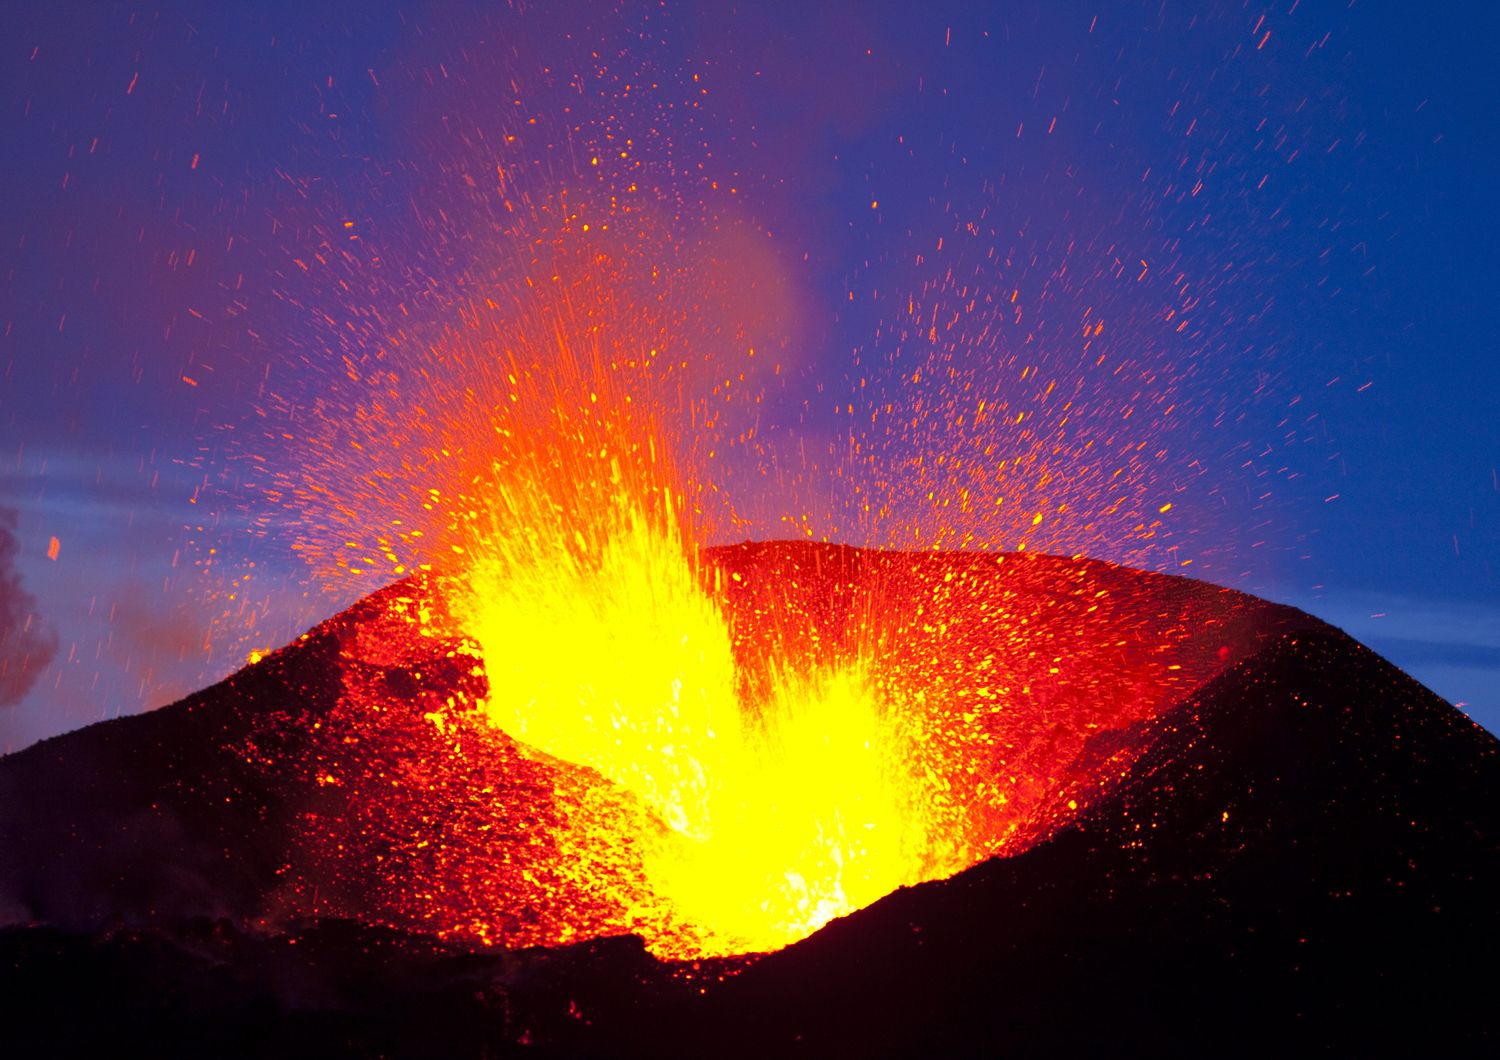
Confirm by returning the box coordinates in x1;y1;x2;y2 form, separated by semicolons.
419;337;934;955
265;341;1275;961
262;188;1268;961
458;505;930;954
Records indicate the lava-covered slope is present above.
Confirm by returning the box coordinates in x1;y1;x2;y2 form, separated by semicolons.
0;543;1295;940
1;544;1495;1056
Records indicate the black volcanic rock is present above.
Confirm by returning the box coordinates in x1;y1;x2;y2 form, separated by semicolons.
681;629;1498;1057
0;626;346;929
1;546;1495;1057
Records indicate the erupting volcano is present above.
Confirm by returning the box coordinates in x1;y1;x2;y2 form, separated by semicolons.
4;3;1497;1055
3;176;1496;1057
190;250;1280;961
246;540;1293;961
3;538;1496;1055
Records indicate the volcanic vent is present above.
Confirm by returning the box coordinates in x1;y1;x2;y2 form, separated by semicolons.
3;542;1296;960
4;544;1496;1056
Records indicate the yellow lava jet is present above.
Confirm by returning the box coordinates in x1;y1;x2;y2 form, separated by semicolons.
452;418;932;955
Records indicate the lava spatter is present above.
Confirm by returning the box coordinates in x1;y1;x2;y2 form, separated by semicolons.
262;532;1280;960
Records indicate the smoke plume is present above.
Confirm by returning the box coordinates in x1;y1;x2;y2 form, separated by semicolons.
0;506;57;708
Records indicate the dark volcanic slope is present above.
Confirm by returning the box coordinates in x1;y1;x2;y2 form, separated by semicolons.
1;544;1496;1057
688;630;1499;1057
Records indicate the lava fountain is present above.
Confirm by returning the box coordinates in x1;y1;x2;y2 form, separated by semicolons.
452;429;933;953
371;304;942;957
260;274;1271;962
250;162;1264;960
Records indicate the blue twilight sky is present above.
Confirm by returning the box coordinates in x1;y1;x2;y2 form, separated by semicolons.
1;0;1497;750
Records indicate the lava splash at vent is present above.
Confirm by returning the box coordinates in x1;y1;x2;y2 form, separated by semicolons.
454;477;933;956
267;533;1276;961
240;208;1284;959
254;159;1261;959
263;325;1276;959
339;326;944;957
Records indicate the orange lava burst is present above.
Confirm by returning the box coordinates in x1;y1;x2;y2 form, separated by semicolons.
263;302;1273;958
268;537;1273;961
260;165;1257;959
453;470;931;955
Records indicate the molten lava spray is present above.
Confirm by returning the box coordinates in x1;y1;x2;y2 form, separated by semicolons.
257;116;1240;959
460;505;930;952
400;294;940;955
